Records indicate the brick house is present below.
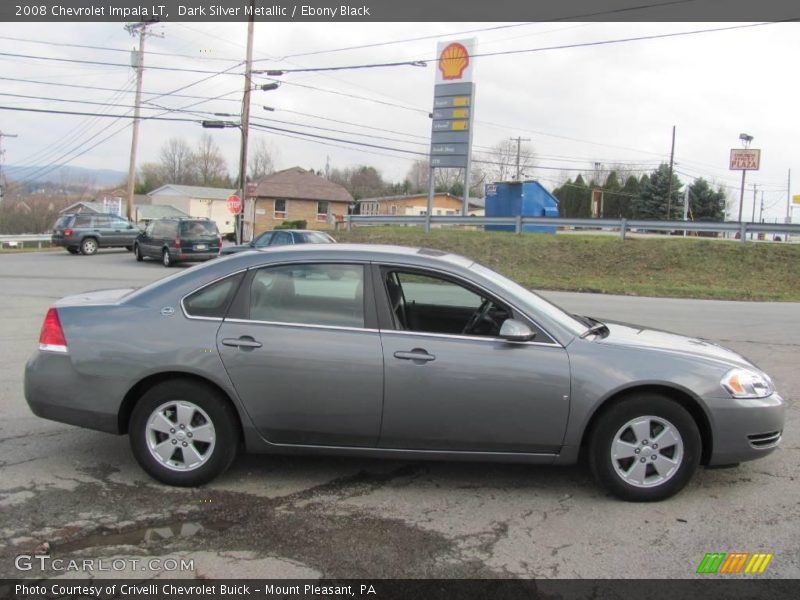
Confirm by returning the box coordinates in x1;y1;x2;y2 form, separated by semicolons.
358;192;484;217
244;167;353;238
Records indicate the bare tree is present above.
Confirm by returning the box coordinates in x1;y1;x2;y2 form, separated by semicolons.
191;134;230;186
248;137;276;182
158;138;195;185
404;159;429;193
479;139;535;183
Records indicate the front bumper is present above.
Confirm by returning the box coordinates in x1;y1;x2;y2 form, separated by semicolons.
705;392;785;465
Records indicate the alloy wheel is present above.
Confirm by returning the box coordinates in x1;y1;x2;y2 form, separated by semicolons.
145;400;216;472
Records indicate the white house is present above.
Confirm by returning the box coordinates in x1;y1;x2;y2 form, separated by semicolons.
148;184;237;234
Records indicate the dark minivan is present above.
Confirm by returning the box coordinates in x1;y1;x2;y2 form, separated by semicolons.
134;218;221;267
52;213;139;255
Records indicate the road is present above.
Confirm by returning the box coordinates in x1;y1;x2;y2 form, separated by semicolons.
0;249;797;579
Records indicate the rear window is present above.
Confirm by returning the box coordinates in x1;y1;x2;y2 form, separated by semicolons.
181;221;218;236
302;231;334;244
53;215;73;229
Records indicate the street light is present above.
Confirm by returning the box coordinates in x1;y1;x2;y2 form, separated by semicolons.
260;83;280;92
201;120;240;129
739;133;754;147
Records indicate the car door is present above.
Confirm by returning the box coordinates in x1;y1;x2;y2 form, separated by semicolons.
375;265;571;454
216;262;383;447
91;215;115;247
139;222;157;256
111;215;137;245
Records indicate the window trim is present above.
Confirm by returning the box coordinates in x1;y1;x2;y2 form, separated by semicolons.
373;263;561;347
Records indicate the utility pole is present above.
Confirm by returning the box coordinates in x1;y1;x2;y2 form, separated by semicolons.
124;21;160;221
0;130;18;201
510;136;531;181
666;125;676;220
787;169;792;242
236;0;255;244
759;190;764;223
751;183;757;240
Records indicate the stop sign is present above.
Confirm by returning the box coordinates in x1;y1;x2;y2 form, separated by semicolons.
227;194;242;214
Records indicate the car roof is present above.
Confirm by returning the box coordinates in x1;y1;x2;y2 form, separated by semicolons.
248;243;474;268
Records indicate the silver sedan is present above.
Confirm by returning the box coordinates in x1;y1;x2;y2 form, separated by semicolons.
24;245;784;501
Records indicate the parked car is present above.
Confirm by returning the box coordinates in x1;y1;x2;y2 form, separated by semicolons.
133;218;221;267
220;229;336;255
51;213;139;255
25;245;784;501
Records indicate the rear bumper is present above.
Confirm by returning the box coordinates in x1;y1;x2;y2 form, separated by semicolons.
25;350;121;434
705;392;785;465
174;252;219;262
51;237;74;248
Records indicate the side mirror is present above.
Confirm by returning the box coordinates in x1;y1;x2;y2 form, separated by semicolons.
499;319;535;342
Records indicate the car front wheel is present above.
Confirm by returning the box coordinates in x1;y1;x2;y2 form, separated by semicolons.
129;380;239;486
588;394;701;502
134;244;143;262
80;237;98;255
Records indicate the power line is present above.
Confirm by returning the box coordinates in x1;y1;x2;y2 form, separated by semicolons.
0;75;242;103
0;105;201;122
0;34;243;62
0;50;245;75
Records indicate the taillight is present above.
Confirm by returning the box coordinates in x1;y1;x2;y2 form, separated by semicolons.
174;236;181;249
39;308;68;353
64;228;73;237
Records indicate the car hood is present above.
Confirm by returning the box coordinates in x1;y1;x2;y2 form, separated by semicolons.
55;288;135;307
595;320;755;370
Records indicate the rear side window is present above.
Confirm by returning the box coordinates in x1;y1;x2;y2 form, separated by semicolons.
249;264;364;328
153;221;175;238
302;232;334;244
73;215;93;227
54;215;73;229
181;221;218;236
183;273;244;319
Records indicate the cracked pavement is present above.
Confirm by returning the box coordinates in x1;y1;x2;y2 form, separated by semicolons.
0;250;798;579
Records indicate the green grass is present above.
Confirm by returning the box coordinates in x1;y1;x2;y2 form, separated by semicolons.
334;227;800;302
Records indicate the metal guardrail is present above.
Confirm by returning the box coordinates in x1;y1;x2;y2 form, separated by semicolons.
341;216;800;242
0;234;52;248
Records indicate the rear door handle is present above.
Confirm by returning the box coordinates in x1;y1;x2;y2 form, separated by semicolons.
222;337;262;349
394;349;436;362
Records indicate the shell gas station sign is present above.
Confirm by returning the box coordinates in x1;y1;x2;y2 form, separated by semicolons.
430;39;476;170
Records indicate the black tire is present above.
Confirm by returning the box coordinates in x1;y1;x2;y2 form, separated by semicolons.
588;394;701;502
66;246;79;255
125;245;134;252
162;249;173;267
80;237;98;255
129;379;239;487
134;244;143;262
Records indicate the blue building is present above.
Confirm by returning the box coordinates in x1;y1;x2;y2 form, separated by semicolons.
484;180;559;233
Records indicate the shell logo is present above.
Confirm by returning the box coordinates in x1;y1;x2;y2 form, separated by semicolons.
438;42;470;80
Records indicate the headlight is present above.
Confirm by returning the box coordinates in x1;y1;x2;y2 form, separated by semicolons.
720;368;774;399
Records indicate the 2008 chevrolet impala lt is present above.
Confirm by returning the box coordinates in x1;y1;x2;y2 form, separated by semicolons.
25;245;784;501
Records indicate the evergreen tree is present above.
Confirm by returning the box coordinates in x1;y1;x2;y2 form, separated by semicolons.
619;175;641;219
688;178;726;221
601;171;626;218
633;164;683;220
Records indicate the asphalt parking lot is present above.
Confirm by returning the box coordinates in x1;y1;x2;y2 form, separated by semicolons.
0;248;798;579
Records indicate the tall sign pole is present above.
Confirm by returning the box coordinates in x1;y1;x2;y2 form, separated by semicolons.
730;144;760;224
430;39;476;218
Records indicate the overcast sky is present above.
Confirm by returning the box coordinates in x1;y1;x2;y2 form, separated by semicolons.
0;20;797;221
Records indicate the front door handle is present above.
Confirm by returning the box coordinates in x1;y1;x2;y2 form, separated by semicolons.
394;349;435;363
222;336;262;349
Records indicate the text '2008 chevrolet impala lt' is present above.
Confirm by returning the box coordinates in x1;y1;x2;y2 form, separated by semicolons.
24;245;784;501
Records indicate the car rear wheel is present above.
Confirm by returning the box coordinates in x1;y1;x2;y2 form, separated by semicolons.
80;237;98;255
134;244;143;262
588;394;700;502
125;245;133;252
162;249;173;267
66;247;79;254
129;380;239;486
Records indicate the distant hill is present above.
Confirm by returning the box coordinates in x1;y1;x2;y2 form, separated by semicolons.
4;165;127;188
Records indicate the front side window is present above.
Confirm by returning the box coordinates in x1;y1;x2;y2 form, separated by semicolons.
270;231;293;246
183;273;243;318
249;263;364;328
384;270;510;337
274;199;287;219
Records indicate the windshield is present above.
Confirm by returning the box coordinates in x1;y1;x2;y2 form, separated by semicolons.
470;262;588;337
